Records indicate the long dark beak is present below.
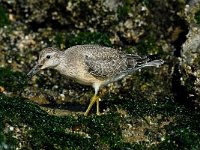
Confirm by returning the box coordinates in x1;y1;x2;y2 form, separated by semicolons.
27;63;41;77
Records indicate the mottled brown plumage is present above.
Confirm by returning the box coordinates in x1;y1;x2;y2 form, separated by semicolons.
27;44;164;116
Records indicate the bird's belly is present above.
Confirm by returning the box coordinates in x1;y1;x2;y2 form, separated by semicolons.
75;78;93;86
56;62;101;86
73;73;100;86
62;71;97;86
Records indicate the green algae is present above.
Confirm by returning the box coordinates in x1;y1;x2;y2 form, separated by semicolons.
54;32;65;48
136;33;163;55
117;0;133;20
65;32;112;47
0;5;9;27
158;107;200;149
117;92;200;149
0;94;93;149
0;66;200;149
78;113;122;148
0;93;127;149
54;31;111;49
195;10;200;25
0;67;27;93
139;0;151;5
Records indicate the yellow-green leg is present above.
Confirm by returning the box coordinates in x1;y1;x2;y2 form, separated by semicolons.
84;86;107;116
96;97;100;115
84;95;100;116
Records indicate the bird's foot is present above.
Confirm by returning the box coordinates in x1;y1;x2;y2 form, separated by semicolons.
84;95;100;116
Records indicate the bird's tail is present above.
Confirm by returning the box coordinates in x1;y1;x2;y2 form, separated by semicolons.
101;54;164;87
127;54;164;69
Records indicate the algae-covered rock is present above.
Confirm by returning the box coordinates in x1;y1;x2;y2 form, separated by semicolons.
1;84;200;149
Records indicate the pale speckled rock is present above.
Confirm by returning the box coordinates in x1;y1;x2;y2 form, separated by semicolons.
103;0;122;11
185;1;200;24
180;0;200;108
182;25;200;63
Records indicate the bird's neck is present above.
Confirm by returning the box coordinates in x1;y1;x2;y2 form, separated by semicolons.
54;55;66;71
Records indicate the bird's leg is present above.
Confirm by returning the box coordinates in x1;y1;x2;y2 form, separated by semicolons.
84;94;100;116
96;88;106;115
96;96;100;115
84;83;105;116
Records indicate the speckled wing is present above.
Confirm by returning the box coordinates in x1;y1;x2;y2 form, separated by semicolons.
84;45;128;79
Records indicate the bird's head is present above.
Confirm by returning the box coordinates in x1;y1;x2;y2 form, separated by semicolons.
27;47;61;77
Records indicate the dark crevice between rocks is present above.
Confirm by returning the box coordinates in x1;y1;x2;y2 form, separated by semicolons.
171;18;196;110
172;64;196;110
29;20;72;32
172;18;189;57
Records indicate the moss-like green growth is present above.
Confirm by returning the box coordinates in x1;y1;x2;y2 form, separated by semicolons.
1;84;200;149
184;74;196;93
35;71;60;90
136;33;163;55
66;32;112;47
139;0;151;5
0;67;27;93
113;69;170;117
0;94;95;149
53;31;111;49
157;105;200;149
0;93;134;149
0;5;9;27
78;113;122;148
54;32;66;49
117;0;133;20
116;90;200;149
195;10;200;25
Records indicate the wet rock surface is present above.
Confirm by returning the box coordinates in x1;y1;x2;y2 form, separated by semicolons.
0;0;200;149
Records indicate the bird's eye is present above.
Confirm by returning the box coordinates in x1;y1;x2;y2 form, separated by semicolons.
46;55;51;59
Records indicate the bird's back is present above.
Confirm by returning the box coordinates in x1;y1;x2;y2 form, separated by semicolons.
63;44;163;86
65;44;122;59
66;45;139;79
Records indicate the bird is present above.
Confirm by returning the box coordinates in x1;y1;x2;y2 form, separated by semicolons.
27;44;164;116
